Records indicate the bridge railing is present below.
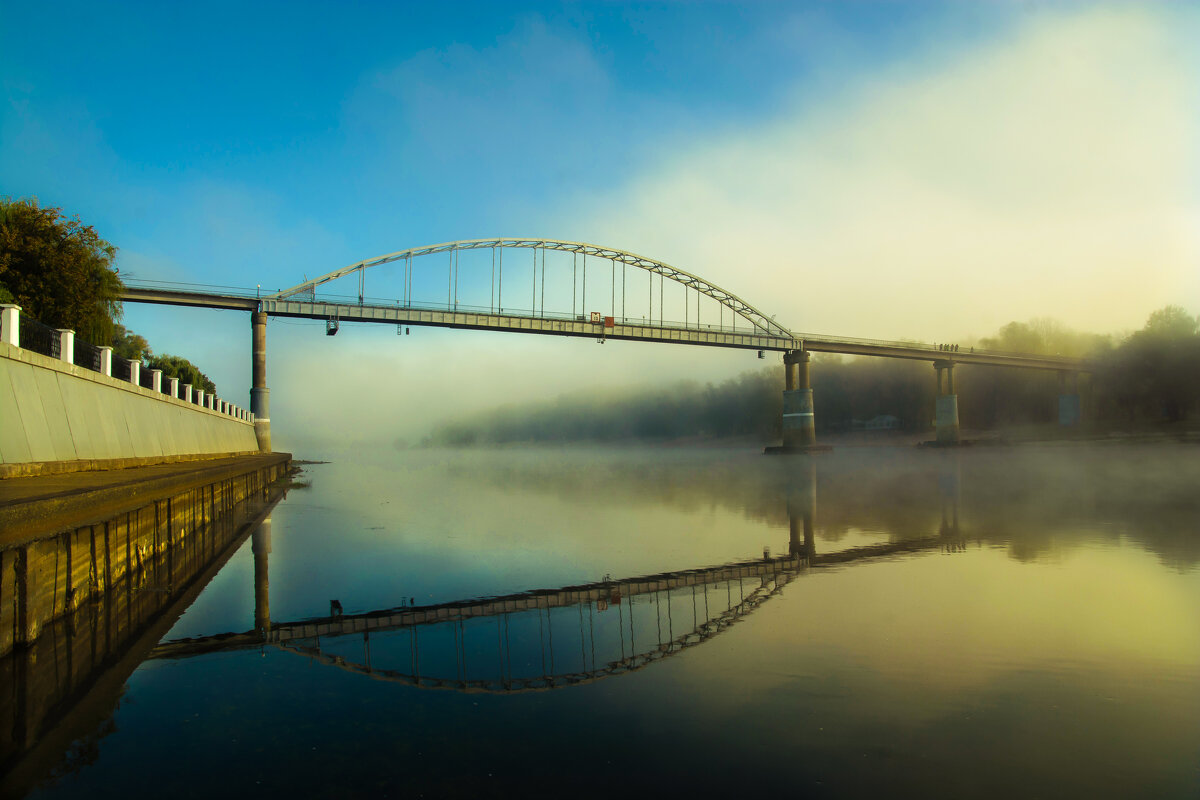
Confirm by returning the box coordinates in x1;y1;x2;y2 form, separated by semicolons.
0;304;253;422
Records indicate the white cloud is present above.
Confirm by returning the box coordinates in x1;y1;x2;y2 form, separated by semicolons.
558;5;1200;341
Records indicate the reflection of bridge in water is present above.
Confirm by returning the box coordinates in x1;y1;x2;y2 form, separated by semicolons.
2;453;971;797
149;463;955;693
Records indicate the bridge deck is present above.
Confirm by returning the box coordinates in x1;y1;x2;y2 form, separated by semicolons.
121;286;1086;371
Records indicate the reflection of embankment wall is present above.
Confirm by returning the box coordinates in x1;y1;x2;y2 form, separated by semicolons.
0;455;291;657
0;343;258;474
0;454;291;793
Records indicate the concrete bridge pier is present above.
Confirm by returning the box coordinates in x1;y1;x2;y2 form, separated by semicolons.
1058;370;1081;427
782;350;816;448
933;360;960;445
253;517;272;634
251;311;272;452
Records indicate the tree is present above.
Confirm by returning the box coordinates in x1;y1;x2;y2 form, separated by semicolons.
1095;305;1200;423
111;324;151;361
1143;305;1198;339
144;354;217;396
0;198;123;343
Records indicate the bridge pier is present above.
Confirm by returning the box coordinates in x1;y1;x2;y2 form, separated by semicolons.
933;360;960;445
766;349;829;454
250;311;272;452
1058;370;1081;427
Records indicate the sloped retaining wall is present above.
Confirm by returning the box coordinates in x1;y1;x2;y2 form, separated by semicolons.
1;342;258;475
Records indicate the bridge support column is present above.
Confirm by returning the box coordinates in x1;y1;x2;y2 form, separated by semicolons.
253;517;272;634
933;360;960;445
251;311;272;452
1058;370;1081;427
782;350;816;449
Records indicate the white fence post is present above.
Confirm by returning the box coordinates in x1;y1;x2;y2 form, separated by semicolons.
0;305;20;346
98;346;113;377
57;330;75;364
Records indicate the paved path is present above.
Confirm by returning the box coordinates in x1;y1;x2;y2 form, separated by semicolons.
0;452;291;547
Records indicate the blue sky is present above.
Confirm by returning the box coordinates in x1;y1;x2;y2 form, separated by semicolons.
3;2;1197;451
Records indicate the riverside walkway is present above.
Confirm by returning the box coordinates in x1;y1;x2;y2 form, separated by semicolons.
0;453;292;546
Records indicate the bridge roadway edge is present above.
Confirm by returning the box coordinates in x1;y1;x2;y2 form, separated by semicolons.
118;287;1088;370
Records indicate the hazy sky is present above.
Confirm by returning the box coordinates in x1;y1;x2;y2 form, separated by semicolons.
3;2;1197;451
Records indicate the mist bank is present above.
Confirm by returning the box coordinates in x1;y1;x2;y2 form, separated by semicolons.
427;308;1200;446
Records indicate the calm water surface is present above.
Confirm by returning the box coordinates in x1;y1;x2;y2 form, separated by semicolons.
16;444;1200;798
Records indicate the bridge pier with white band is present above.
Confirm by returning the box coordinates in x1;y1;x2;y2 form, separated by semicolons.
766;350;830;454
782;349;816;448
933;360;960;445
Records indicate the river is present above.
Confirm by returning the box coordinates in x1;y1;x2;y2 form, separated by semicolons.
13;443;1200;798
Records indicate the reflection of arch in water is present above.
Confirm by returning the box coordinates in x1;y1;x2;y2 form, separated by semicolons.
152;458;974;690
150;455;964;692
152;555;809;693
277;563;799;694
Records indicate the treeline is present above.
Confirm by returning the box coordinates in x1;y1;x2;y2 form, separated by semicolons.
0;198;216;394
429;307;1200;445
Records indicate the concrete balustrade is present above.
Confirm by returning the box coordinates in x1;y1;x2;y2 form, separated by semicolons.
1;303;259;472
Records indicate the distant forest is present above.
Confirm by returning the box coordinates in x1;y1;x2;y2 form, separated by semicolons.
429;307;1200;446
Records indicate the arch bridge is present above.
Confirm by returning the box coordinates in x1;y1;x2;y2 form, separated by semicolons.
118;237;1089;452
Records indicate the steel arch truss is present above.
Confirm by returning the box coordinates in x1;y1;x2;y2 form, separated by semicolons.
271;238;794;339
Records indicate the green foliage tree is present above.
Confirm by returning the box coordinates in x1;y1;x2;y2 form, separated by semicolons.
1096;305;1200;423
110;324;152;361
0;198;123;343
144;353;217;396
978;318;1108;358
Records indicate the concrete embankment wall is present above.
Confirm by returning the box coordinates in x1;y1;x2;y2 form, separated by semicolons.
0;342;258;473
